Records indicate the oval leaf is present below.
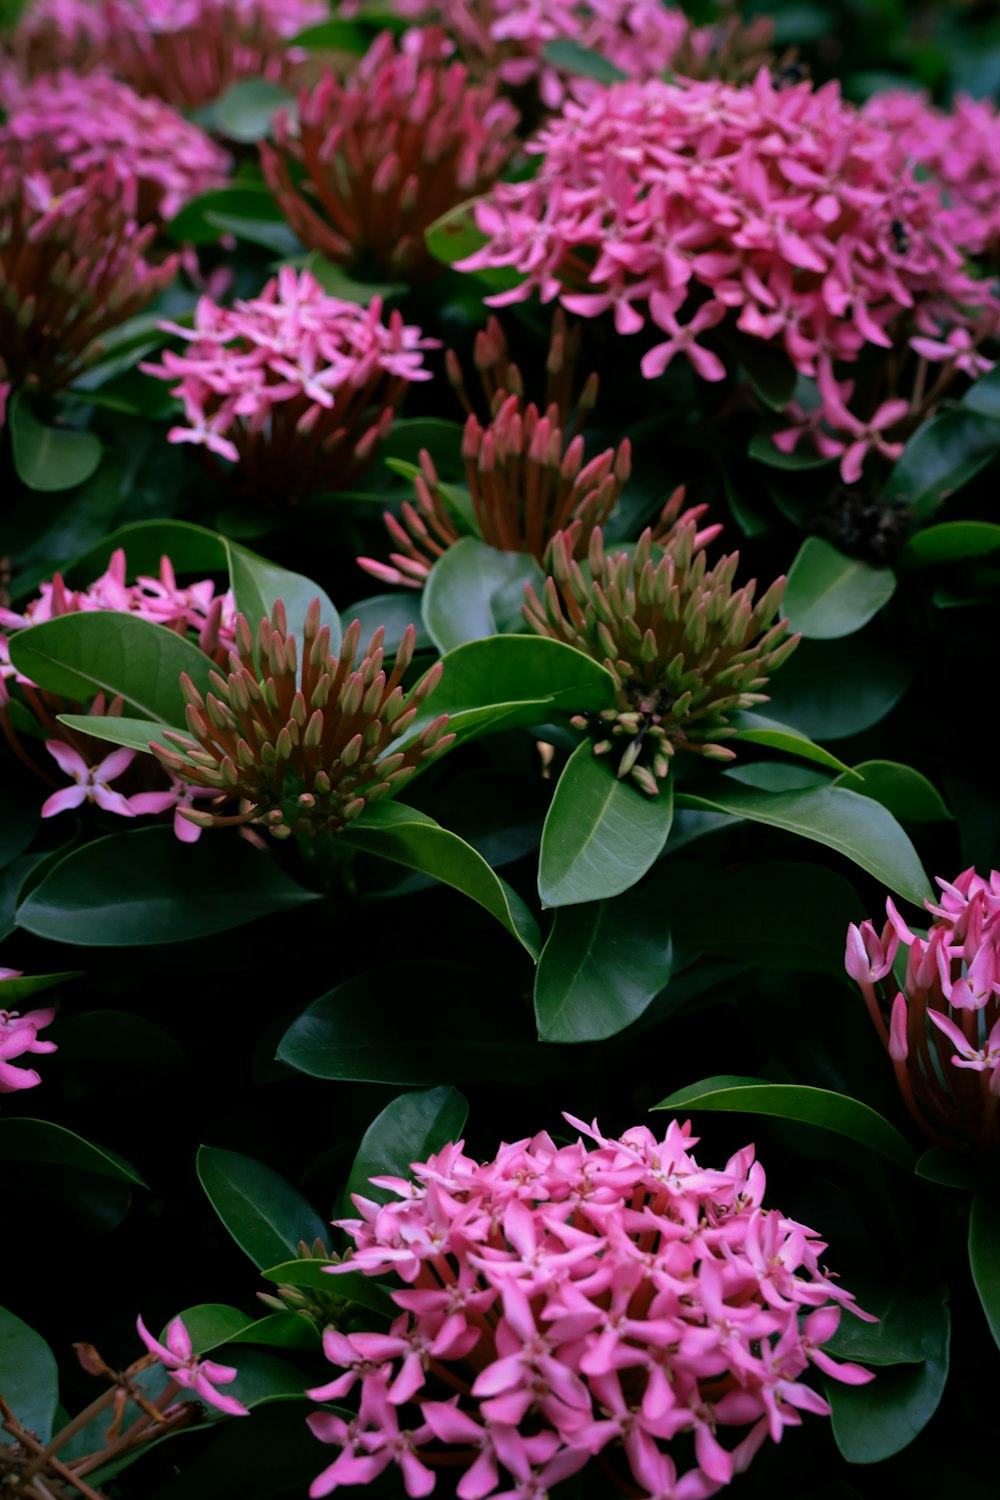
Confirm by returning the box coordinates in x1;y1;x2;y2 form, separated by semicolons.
225;542;340;651
903;520;1000;569
422;538;545;653
969;1189;1000;1351
541;37;628;82
213;79;294;142
539;742;674;907
832;760;951;822
9;392;102;492
886;408;1000;518
728;713;857;777
197;1146;330;1270
653;1076;916;1169
56;714;181;757
342;801;541;958
0;1117;146;1184
65;519;228;586
765;635;914;741
17;826;320;946
344;1086;469;1208
784;536;896;639
0;1306;58;1446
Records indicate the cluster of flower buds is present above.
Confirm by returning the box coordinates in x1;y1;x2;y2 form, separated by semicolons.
2;71;230;223
308;1113;872;1500
0;150;178;392
846;868;1000;1156
524;503;789;792
0;972;56;1094
143;268;437;502
152;600;454;838
260;29;519;280
458;70;1000;484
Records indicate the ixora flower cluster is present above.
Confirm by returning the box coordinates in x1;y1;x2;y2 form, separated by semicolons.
260;29;519;280
144;269;438;501
308;1115;873;1500
0;972;56;1095
458;70;1000;482
152;600;454;837
524;508;794;792
0;550;236;838
846;868;1000;1156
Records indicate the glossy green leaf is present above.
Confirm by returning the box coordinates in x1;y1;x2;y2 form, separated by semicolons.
823;1286;950;1462
260;1260;395;1320
8;612;214;723
534;886;672;1044
401;635;615;753
833;760;951;822
346;590;430;655
915;1147;998;1190
65;519;228;585
214;1348;311;1409
765;634;914;741
345;1086;469;1207
225;542;340;651
213;79;293;141
676;781;931;906
9;392;102;492
0;1117;146;1184
969;1190;1000;1350
541;37;629;81
56;713;180;757
728;712;856;775
169;1305;253;1355
288;17;369;50
278;961;561;1085
342;800;540;958
168;184;286;246
0;971;79;1004
422;539;545;652
539;743;674;908
963;362;1000;420
17;826;320;945
748;432;835;470
784;537;896;639
902;520;1000;569
653;1076;916;1169
886;408;1000;518
197;1146;330;1270
0;1307;58;1446
229;1313;320;1352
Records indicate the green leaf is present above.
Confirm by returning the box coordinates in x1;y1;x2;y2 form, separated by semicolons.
728;334;796;411
227;1314;320;1352
8;612;214;723
424;200;526;292
215;1348;311;1409
784;536;896;639
541;38;629;82
381;417;465;473
260;1260;394;1320
278;961;561;1084
288;17;369;50
300;252;403;304
748;432;835;470
197;1146;330;1270
832;760;951;822
902;520;1000;569
886;408;1000;518
342;801;540;959
346;590;429;656
765;634;914;741
534;885;672;1044
422;539;545;652
344;1086;469;1207
0;1307;58;1447
0;1118;146;1184
823;1286;950;1462
205;211;300;256
17;826;320;945
653;1077;916;1169
728;712;857;776
969;1190;1000;1351
0;971;79;1004
539;743;674;907
168;184;286;246
56;714;180;756
168;1305;253;1355
962;362;1000;420
213;79;294;142
9;392;102;492
402;635;615;753
225;541;341;651
915;1146;997;1190
676;781;931;907
65;519;228;585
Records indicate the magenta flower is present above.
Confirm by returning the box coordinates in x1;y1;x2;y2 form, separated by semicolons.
308;1115;872;1500
41;743;138;820
136;1315;250;1418
0;990;57;1094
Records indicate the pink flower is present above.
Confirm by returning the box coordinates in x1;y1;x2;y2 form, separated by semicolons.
41;743;137;819
136;1315;249;1417
0;995;57;1094
308;1115;871;1499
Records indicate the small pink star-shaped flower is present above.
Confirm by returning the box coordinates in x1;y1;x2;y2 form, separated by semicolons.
41;743;137;819
136;1315;249;1418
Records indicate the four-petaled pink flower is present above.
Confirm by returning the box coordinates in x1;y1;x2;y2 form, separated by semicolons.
0;984;57;1094
136;1315;250;1418
41;743;137;819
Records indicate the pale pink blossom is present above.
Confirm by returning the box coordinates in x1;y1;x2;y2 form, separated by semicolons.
136;1315;250;1417
41;743;138;819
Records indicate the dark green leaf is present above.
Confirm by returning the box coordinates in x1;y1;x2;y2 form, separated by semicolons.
260;1260;395;1320
197;1145;330;1270
962;363;1000;420
539;743;674;907
748;432;835;470
213;80;294;142
288;17;369;50
765;634;914;741
676;781;931;906
205;212;300;256
0;1118;146;1184
168;184;286;246
342;801;540;958
541;38;629;82
344;1086;468;1207
215;1348;311;1409
728;712;856;776
9;392;102;492
534;885;672;1043
298;251;403;303
228;1314;321;1352
422;539;545;652
784;537;896;639
902;520;1000;569
915;1146;998;1190
424;200;525;292
169;1305;253;1355
225;541;341;651
431;770;549;868
17;826;320;945
346;590;430;655
729;334;797;411
0;971;79;1004
8;613;214;723
0;1307;58;1447
969;1190;1000;1351
886;408;1000;518
56;714;180;756
653;1076;916;1169
832;760;951;822
65;519;227;586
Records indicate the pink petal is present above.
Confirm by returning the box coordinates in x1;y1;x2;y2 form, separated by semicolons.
41;784;88;818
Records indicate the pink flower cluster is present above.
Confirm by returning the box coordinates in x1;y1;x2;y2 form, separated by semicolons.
144;268;438;499
136;1315;250;1417
2;70;230;221
847;868;1000;1156
0;973;56;1094
458;70;1000;483
309;1115;872;1499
